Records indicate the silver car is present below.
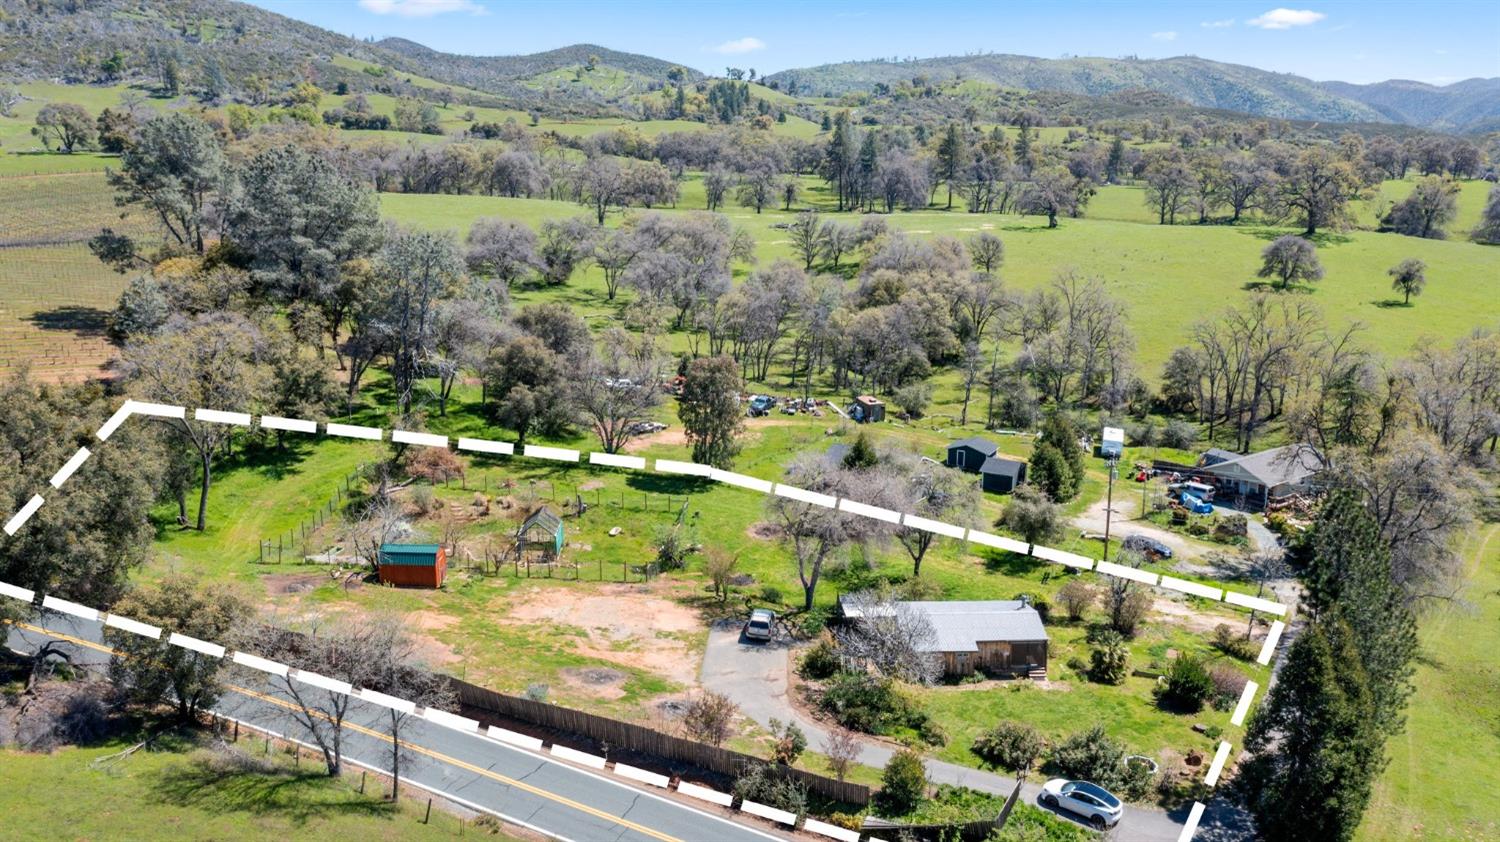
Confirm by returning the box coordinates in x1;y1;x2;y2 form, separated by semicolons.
1040;778;1123;829
744;608;775;641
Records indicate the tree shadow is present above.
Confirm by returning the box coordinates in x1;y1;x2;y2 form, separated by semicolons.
980;549;1048;577
1239;227;1354;247
1373;299;1414;309
25;305;111;336
151;751;397;825
1240;281;1315;294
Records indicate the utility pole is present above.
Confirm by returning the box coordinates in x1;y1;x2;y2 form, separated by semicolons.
1103;457;1118;562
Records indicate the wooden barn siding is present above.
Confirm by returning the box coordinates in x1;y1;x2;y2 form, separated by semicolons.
443;676;872;806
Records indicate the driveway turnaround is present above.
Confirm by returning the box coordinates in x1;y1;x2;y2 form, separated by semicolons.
6;613;787;842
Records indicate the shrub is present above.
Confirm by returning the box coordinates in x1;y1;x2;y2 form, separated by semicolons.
893;381;933;419
1056;579;1096;622
1159;419;1199;450
988;802;1094;841
1208;665;1249;711
876;747;928;816
682;691;738;746
820;673;922;735
1050;725;1128;790
523;682;549;702
918;719;948;747
1211;624;1259;661
733;762;808;816
1157;656;1214;713
797;635;841;680
1089;629;1130;685
768;718;807;765
759;584;785;605
1107;586;1152;637
409;484;436;513
971;721;1044;773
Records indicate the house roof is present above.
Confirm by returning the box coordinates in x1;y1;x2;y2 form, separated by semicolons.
379;544;441;565
1200;444;1322;489
855;395;883;406
520;507;563;534
1200;448;1240;467
948;437;999;456
1101;426;1125;444
841;598;1049;651
980;456;1026;478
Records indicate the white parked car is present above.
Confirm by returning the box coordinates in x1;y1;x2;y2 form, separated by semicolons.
744;608;775;641
1040;778;1123;829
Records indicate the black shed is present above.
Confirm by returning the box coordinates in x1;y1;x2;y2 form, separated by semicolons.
946;437;999;473
979;456;1027;494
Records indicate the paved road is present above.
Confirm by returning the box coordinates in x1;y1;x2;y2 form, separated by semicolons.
6;612;786;842
701;623;1194;842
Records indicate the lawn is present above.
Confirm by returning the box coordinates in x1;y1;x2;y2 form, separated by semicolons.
1359;521;1500;842
0;731;488;840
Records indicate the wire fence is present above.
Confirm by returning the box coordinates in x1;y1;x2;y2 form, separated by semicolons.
256;465;366;564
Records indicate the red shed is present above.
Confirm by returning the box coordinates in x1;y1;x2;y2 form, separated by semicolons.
377;543;447;588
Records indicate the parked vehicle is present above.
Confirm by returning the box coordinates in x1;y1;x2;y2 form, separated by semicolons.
1179;492;1214;514
744;608;775;641
1040;779;1123;829
747;395;775;417
625;421;667;436
1122;534;1173;560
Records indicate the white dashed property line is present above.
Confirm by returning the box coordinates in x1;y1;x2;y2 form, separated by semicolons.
710;468;775;493
194;408;253;426
95;402;136;441
423;706;481;733
456;437;513;455
740;799;797;826
391;429;450;448
901;513;967;539
837;497;902;524
105;614;161;639
1159;575;1224;601
1096;560;1160;586
805;818;862;842
40;596;99;622
325;422;383;441
289;668;353;696
549;744;607;769
49;447;91;488
655;458;711;477
130;401;186;419
613;762;670;788
231;650;289;678
1230;680;1259;727
3;495;44;536
773;483;837;508
0;582;36;603
1203;740;1233;787
967;529;1030;555
589;452;646;470
486;725;543;751
258;415;318;434
1256;620;1286;665
358;687;417;715
1178;802;1206;842
168;632;226;659
523;444;579;462
675;781;734;807
1224;591;1287;616
1031;544;1095;571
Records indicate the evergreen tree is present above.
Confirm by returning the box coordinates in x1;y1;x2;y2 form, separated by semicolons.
842;431;879;471
678;355;744;469
1240;616;1385;842
936;123;968;210
1038;413;1085;487
1028;443;1078;502
856;132;879;212
1106;136;1126;184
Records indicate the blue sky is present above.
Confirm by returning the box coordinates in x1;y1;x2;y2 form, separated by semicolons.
246;1;1499;85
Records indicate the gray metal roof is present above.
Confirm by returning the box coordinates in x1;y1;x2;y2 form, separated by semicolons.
1200;448;1241;467
980;456;1025;478
1200;444;1322;489
947;437;999;456
520;506;563;534
843;599;1049;651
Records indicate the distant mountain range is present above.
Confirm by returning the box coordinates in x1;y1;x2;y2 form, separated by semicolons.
764;55;1500;133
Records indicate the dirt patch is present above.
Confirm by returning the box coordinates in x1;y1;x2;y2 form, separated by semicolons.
1152;597;1245;635
578;480;606;492
746;521;781;541
560;667;626;700
623;427;690;452
261;572;327;596
408;611;462;667
501;585;704;686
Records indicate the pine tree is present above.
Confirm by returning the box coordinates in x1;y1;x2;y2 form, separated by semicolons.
1038;413;1085;487
842;431;879;471
1028;443;1078;502
936;123;968;210
1240;616;1385;842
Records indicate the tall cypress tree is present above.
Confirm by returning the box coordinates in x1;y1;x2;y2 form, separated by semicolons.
1304;490;1417;733
1240;615;1385;842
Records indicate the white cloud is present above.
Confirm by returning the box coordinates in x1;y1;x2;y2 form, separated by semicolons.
1247;8;1326;29
1151;31;1178;42
712;36;766;55
1201;19;1236;28
358;0;486;18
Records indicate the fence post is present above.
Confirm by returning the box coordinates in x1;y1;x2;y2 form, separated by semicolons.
424;798;432;824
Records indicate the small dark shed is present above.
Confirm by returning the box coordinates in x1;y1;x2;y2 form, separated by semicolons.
850;395;885;423
515;506;565;562
946;437;999;472
979;456;1027;494
378;543;447;588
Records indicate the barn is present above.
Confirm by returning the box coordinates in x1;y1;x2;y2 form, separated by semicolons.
378;543;447;588
839;597;1049;679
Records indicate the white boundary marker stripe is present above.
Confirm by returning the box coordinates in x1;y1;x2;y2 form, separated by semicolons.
326;422;383;441
423;707;480;733
967;529;1030;555
391;429;450;448
3;494;44;536
41;595;98;622
1178;802;1206;842
290;669;353;696
1203;740;1233;787
740;799;797;826
549;744;607;769
1096;560;1159;585
523;444;579;462
1257;620;1286;665
900;514;967;539
358;687;417;715
95;402;135;441
1225;591;1288;616
258;415;318;434
168;632;225;658
805;818;862;842
104;614;161;639
676;781;733;807
1159;575;1224;601
613;762;670;788
194;408;252;426
0;581;36;603
838;497;902;524
711;469;775;493
486;726;543;751
590;452;646;470
1032;544;1095;571
230;650;289;677
49;447;91;488
457;437;513;456
131;401;185;419
773;483;837;508
1230;680;1259;727
656;458;711;476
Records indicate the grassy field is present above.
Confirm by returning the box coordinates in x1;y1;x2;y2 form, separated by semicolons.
0;731;489;841
1359;522;1500;842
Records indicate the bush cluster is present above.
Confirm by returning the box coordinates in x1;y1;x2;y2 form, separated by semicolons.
819;673;925;735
